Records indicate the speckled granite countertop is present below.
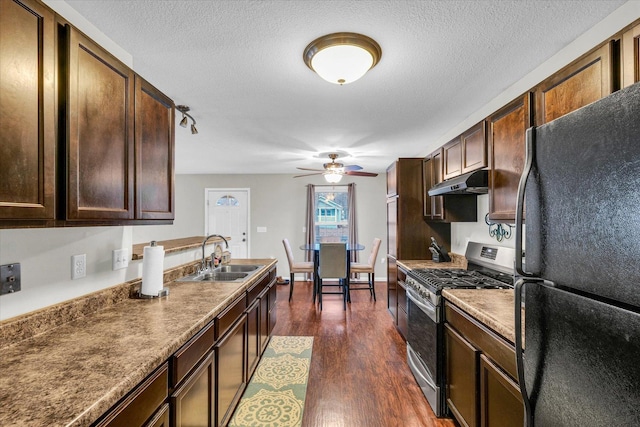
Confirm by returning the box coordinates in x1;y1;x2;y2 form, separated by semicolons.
443;288;518;344
397;253;467;271
0;259;276;427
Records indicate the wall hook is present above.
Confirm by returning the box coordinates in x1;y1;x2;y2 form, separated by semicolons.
485;213;514;242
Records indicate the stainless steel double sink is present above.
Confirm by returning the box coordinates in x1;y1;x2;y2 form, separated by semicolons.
177;264;264;283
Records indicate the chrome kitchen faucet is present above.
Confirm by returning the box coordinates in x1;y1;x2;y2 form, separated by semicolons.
200;234;229;272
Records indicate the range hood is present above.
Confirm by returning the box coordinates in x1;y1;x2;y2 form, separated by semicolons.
428;169;488;196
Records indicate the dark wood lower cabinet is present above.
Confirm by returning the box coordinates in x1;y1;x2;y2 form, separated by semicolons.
479;355;524;427
216;314;247;426
171;351;215;427
247;298;260;379
259;287;270;353
146;403;170;427
95;363;168;427
445;324;480;427
445;301;524;427
397;279;408;339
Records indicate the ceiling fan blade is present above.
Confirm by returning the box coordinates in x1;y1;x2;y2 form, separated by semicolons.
294;172;323;178
343;164;363;172
296;167;326;172
345;171;379;177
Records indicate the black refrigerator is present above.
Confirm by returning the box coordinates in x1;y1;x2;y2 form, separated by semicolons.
514;81;640;426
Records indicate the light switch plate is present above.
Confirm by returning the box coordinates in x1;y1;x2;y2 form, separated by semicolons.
257;226;267;233
112;248;129;270
0;263;21;295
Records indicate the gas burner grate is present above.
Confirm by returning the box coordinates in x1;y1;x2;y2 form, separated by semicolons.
407;268;512;290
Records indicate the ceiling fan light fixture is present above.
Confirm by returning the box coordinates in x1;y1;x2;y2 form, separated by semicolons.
303;32;382;85
324;172;343;183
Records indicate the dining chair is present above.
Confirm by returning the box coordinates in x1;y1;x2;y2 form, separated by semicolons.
282;238;314;302
349;237;382;301
317;243;349;310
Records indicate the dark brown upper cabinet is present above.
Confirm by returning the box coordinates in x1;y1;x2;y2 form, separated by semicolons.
423;150;444;221
135;76;175;221
59;22;136;221
443;122;487;181
487;93;533;222
535;40;619;125
461;122;487;174
622;22;640;88
0;0;56;221
424;149;477;223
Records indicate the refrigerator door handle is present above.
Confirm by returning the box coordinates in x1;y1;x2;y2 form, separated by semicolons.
515;127;536;277
514;277;533;426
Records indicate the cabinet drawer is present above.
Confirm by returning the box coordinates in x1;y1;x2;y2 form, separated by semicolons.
216;294;247;340
247;270;271;302
445;302;517;380
170;320;215;387
96;363;168;427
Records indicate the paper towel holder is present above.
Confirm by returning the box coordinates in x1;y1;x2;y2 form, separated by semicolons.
134;240;170;299
133;287;170;299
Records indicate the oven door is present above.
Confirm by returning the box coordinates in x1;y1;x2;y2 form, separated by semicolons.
406;286;443;416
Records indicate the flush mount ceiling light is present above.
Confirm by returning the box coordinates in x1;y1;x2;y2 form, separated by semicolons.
176;105;198;134
303;32;382;85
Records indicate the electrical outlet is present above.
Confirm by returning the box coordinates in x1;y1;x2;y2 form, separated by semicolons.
1;263;21;295
71;254;86;279
112;248;129;270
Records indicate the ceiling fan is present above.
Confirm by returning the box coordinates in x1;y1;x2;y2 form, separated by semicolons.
294;153;378;183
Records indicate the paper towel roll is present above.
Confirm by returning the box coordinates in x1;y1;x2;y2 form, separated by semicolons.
141;241;165;296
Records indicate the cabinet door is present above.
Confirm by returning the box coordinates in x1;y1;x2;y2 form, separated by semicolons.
622;22;640;88
430;149;445;220
443;137;462;180
0;0;56;220
423;157;433;218
268;282;277;336
535;41;617;125
135;75;175;220
487;93;532;222
397;279;408;339
215;314;247;427
62;23;135;221
445;324;480;427
171;351;215;427
387;256;398;323
259;288;270;353
423;154;444;221
386;197;398;258
479;355;524;427
246;299;260;379
461;122;487;174
386;161;398;196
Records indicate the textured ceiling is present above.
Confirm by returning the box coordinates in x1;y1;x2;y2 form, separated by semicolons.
63;0;627;175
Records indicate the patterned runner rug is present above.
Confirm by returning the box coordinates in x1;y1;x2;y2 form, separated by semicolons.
229;336;313;427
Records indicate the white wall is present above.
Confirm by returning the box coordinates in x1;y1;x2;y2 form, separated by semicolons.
134;173;389;276
0;174;387;320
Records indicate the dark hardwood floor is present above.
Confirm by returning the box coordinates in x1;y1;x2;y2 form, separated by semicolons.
271;280;457;427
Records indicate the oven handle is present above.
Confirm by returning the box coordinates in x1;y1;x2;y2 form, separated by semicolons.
407;344;437;390
406;287;437;323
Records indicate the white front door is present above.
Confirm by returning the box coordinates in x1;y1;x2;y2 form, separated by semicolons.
205;188;250;258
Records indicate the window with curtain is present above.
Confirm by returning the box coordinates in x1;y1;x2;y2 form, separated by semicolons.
314;186;349;243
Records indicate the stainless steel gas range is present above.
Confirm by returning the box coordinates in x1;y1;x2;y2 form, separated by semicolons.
403;242;515;417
